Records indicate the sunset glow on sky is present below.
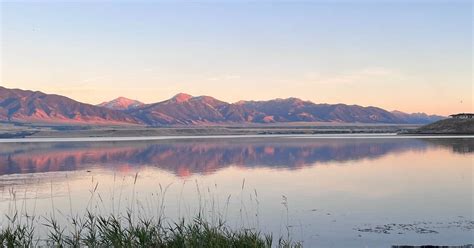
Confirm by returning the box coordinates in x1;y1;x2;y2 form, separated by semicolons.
1;0;472;115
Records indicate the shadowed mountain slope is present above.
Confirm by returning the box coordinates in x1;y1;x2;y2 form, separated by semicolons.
391;111;445;124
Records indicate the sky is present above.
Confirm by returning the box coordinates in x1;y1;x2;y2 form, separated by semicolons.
0;0;472;116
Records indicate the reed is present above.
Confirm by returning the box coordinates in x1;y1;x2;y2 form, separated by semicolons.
0;175;302;247
1;210;301;247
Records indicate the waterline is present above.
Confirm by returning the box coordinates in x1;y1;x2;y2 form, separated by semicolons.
1;133;473;143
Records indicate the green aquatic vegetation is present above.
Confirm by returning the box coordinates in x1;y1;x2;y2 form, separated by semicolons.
1;211;301;248
1;177;301;247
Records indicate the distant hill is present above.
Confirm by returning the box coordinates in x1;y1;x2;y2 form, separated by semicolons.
98;97;144;110
239;99;405;123
407;118;474;134
0;86;141;125
0;86;445;126
391;111;444;124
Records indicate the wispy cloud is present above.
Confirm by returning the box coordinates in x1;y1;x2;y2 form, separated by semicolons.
78;68;158;85
305;67;400;85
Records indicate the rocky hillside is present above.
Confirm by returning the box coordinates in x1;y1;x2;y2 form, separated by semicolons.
408;118;474;134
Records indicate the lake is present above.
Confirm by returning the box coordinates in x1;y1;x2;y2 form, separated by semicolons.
0;135;472;247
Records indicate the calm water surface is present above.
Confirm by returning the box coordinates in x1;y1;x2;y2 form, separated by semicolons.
0;135;472;247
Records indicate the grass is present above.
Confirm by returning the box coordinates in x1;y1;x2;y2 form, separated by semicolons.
0;211;301;247
0;176;302;247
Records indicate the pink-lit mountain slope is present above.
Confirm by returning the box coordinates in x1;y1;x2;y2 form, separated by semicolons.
98;97;144;110
0;86;142;125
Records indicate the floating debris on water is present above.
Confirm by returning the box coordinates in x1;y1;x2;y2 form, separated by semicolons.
355;219;473;235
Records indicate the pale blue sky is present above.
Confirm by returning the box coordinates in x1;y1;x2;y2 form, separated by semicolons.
1;0;472;115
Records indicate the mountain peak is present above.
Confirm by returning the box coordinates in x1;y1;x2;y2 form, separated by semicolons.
116;96;132;101
171;93;193;103
98;97;144;110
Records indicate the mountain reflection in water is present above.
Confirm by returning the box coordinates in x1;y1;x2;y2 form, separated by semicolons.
0;137;472;177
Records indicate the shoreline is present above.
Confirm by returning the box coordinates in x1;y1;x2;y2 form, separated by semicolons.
1;123;472;140
0;123;421;139
1;133;473;143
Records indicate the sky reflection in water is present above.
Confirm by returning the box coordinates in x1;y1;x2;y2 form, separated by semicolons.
0;137;472;247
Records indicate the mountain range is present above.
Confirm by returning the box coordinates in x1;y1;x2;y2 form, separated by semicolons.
0;86;444;126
